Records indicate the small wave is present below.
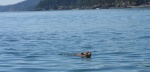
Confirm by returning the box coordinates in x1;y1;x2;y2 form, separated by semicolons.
2;51;21;56
137;36;150;39
21;35;60;41
14;68;49;72
84;31;101;35
68;65;138;72
2;37;20;42
110;37;126;41
21;37;32;40
23;55;42;59
105;52;132;56
0;35;3;39
22;43;37;47
4;39;19;42
111;32;123;35
68;68;100;72
0;43;10;47
82;45;93;49
58;53;75;56
125;53;142;58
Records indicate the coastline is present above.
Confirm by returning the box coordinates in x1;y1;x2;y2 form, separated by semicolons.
128;5;150;8
35;5;150;11
0;5;150;12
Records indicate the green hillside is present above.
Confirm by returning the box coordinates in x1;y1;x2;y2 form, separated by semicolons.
36;0;150;10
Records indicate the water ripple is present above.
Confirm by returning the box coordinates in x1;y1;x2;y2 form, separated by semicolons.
0;9;150;72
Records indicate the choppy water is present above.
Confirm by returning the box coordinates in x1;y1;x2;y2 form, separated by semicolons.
0;8;150;72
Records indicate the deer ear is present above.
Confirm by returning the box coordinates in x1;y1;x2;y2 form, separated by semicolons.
81;53;84;55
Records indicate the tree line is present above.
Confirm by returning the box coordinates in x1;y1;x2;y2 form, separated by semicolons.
36;0;150;10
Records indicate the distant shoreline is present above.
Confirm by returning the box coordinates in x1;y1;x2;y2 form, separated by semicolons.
35;5;150;11
0;5;150;12
0;0;150;12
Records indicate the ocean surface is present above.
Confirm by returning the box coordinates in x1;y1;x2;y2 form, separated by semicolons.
0;8;150;72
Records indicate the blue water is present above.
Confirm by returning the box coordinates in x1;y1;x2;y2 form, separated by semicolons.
0;8;150;72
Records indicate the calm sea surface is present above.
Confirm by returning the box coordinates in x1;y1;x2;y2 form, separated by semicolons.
0;8;150;72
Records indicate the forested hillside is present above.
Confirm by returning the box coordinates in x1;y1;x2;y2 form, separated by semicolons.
0;0;41;12
36;0;150;10
0;0;150;12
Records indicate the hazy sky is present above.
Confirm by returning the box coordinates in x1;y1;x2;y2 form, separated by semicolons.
0;0;25;5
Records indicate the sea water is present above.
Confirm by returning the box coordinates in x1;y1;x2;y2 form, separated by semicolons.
0;8;150;72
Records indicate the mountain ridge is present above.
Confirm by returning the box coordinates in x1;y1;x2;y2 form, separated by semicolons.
0;0;41;12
